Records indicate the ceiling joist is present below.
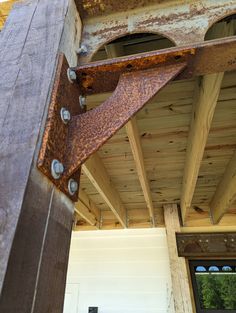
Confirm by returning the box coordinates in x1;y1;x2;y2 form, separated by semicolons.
125;117;155;225
74;189;101;228
181;22;235;223
106;42;156;226
210;151;236;224
82;154;127;228
75;200;98;228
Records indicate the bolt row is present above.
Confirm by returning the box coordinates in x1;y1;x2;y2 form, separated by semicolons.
50;70;86;196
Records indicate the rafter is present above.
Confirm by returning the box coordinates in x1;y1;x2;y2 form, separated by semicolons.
75;200;98;228
106;42;155;226
82;154;127;228
74;189;100;228
79;188;101;219
125;117;155;225
210;151;236;224
180;21;235;223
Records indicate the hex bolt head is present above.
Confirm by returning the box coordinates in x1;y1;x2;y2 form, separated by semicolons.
51;159;64;179
77;44;88;55
67;68;77;83
60;107;71;124
68;179;78;196
79;95;86;109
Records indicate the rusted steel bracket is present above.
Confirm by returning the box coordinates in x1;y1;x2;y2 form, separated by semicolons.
38;37;236;201
38;54;186;200
176;232;236;257
65;62;186;178
74;36;236;94
38;55;84;201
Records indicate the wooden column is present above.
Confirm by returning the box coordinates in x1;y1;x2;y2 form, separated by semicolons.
0;0;81;311
164;204;193;313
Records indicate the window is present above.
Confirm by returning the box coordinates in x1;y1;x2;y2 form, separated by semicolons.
189;260;236;313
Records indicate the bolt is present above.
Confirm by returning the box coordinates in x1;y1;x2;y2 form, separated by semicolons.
77;44;88;55
67;68;77;83
79;95;86;109
60;107;71;124
68;179;78;195
51;159;64;179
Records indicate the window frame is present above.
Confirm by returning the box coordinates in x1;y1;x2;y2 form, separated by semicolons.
189;259;236;313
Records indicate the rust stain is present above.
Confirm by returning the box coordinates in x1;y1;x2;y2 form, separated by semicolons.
75;46;193;94
65;62;186;179
76;0;166;18
74;37;236;94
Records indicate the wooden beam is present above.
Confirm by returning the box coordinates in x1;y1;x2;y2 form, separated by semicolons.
105;42;155;226
0;0;81;311
79;188;101;220
164;204;193;313
82;42;127;228
74;189;100;228
0;0;81;313
82;154;127;228
125;117;155;225
75;200;98;227
210;151;236;224
181;22;235;223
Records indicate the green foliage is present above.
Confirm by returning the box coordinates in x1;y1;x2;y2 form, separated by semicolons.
196;273;236;309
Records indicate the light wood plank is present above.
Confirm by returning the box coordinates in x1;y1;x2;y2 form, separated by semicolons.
181;22;235;223
75;200;98;227
79;188;101;219
126;117;155;225
74;189;100;228
106;40;155;226
164;204;193;313
182;226;236;233
82;154;127;228
210;151;236;224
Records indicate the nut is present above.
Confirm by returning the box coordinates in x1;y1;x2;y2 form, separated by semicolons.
51;159;64;179
67;68;77;83
68;179;78;195
79;95;86;109
77;45;88;55
60;107;71;124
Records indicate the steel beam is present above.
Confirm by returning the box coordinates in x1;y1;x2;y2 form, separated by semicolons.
176;232;236;257
74;36;236;94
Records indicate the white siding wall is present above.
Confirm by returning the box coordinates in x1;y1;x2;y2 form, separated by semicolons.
64;228;174;313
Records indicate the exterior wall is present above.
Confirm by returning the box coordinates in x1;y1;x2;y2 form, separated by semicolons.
64;228;174;313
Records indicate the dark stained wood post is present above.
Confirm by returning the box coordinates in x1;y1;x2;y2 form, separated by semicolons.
0;0;81;311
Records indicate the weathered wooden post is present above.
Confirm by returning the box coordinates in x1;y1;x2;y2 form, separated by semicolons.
0;0;81;311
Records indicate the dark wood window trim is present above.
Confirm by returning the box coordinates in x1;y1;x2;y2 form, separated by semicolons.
189;259;236;313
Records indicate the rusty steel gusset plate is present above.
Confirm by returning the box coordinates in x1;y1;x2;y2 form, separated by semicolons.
64;62;187;180
37;53;186;201
74;36;236;94
37;54;83;201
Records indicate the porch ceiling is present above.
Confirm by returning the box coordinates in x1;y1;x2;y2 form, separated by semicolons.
74;20;236;230
78;72;236;229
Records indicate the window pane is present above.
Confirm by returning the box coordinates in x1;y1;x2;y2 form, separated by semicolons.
194;264;236;310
